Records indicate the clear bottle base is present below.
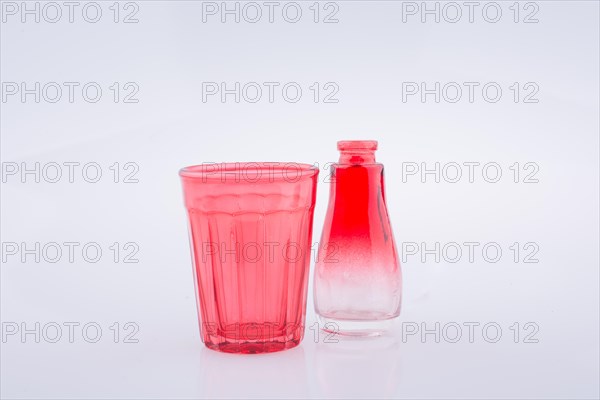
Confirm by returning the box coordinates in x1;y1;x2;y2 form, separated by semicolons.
317;314;398;337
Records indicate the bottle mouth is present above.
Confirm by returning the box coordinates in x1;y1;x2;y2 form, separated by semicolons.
337;140;378;164
337;140;378;152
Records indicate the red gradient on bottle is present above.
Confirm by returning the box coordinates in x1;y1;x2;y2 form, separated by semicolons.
315;141;401;321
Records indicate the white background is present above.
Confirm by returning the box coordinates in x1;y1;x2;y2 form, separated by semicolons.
1;1;599;398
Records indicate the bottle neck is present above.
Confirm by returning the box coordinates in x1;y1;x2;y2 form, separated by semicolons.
337;140;378;165
338;149;376;165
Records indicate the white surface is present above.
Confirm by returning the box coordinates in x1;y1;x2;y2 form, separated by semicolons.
1;1;599;399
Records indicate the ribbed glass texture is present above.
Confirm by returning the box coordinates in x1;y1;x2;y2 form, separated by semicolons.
180;163;318;353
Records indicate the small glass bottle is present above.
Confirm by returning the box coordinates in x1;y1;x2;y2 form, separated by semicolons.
314;140;402;336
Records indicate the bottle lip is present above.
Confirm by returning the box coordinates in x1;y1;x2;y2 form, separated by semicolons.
337;140;378;151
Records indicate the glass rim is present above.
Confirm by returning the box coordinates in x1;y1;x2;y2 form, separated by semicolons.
337;140;378;151
179;162;319;182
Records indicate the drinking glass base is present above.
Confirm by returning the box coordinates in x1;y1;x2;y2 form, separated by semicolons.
204;339;301;354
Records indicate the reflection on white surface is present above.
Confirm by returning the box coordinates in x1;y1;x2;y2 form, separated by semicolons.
313;334;402;399
198;344;309;399
194;330;402;399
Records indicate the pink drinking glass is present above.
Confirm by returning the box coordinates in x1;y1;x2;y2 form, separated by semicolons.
180;162;319;353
